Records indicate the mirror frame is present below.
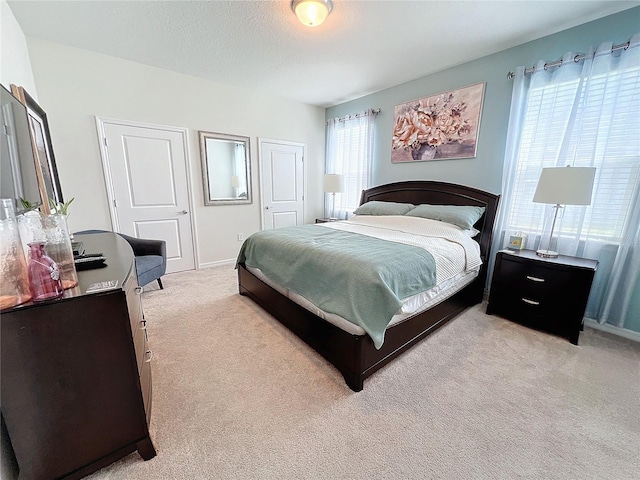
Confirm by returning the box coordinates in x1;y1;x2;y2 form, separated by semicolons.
10;84;64;213
198;131;252;206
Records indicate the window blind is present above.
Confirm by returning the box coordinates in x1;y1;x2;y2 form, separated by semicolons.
506;62;640;245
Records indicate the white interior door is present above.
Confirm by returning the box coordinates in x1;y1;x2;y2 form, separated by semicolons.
97;119;195;273
259;139;304;230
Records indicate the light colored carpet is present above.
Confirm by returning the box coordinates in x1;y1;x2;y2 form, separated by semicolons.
88;265;640;480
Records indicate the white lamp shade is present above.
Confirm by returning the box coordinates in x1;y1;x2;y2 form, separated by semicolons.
323;174;344;193
291;0;333;27
533;166;596;205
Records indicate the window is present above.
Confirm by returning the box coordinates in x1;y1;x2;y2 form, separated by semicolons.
507;66;640;247
325;109;378;218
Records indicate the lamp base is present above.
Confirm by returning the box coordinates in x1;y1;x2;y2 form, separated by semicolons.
536;249;559;258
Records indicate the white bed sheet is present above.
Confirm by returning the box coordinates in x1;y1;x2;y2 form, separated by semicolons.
244;215;482;336
247;265;479;335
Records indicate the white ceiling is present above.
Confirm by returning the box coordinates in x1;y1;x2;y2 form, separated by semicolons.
8;0;638;108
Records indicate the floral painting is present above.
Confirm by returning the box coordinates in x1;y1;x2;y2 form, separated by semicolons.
391;83;485;162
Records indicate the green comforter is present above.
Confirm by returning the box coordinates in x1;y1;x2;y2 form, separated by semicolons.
236;224;436;349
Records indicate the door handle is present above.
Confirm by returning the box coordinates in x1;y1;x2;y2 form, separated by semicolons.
178;210;188;215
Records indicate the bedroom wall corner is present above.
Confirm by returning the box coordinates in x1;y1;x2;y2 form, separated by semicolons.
0;0;37;96
24;39;326;267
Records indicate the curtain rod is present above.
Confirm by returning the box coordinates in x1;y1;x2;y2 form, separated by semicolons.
329;108;381;124
507;41;630;79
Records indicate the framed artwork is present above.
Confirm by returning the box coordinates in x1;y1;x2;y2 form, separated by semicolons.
391;82;485;163
10;85;64;209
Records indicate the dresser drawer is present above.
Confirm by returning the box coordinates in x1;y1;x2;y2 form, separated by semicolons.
132;319;147;375
125;275;143;333
140;351;153;424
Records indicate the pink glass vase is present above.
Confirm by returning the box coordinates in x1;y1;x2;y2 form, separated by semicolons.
27;241;64;302
18;212;78;289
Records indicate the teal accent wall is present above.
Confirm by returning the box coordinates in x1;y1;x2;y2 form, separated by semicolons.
326;7;640;332
326;7;640;195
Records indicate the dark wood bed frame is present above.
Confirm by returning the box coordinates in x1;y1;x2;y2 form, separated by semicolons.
238;181;500;391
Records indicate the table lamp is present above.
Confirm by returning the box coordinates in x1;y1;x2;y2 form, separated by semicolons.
532;165;596;258
323;174;344;220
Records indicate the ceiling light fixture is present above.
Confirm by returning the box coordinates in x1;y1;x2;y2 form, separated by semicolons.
291;0;333;27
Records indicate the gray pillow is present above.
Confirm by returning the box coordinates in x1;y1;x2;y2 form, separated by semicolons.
353;201;415;216
405;204;485;229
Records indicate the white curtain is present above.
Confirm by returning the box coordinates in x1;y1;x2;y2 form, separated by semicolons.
325;109;377;219
495;33;640;328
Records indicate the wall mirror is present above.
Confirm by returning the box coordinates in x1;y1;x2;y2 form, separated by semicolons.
199;131;252;205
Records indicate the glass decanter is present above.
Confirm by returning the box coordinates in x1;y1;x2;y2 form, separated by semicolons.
0;199;32;310
27;241;64;302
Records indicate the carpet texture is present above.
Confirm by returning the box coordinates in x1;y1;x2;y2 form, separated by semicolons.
87;265;640;480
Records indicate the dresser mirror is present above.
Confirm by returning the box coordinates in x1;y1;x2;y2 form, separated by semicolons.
1;84;42;212
199;131;252;205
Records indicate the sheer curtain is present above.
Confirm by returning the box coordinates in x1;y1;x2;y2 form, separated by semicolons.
495;33;640;329
233;143;247;198
325;109;377;219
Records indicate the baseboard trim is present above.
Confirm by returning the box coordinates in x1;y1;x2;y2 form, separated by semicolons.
584;318;640;343
198;259;236;269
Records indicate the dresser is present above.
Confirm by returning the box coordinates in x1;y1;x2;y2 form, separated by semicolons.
1;232;155;479
486;249;598;344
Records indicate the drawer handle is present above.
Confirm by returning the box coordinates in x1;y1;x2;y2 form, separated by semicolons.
145;350;154;363
521;298;540;306
526;275;545;283
135;286;143;295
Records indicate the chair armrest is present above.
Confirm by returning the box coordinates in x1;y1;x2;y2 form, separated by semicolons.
118;233;166;260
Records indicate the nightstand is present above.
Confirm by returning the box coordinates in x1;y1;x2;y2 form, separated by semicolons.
486;249;598;345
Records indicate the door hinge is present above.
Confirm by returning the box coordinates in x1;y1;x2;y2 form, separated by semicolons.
113;199;117;208
103;137;108;147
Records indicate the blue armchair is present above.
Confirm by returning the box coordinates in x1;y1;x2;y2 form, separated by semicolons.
75;230;166;289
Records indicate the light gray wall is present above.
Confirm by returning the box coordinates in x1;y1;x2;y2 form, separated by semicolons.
24;39;326;267
0;0;37;96
326;6;640;332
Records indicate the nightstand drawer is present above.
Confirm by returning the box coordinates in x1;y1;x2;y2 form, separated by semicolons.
491;292;567;335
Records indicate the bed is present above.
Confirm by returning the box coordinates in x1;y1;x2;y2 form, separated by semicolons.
237;181;500;391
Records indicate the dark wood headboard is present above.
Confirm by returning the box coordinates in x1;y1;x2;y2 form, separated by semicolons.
359;181;501;269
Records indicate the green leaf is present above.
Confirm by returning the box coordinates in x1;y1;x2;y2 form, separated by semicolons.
19;197;41;212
